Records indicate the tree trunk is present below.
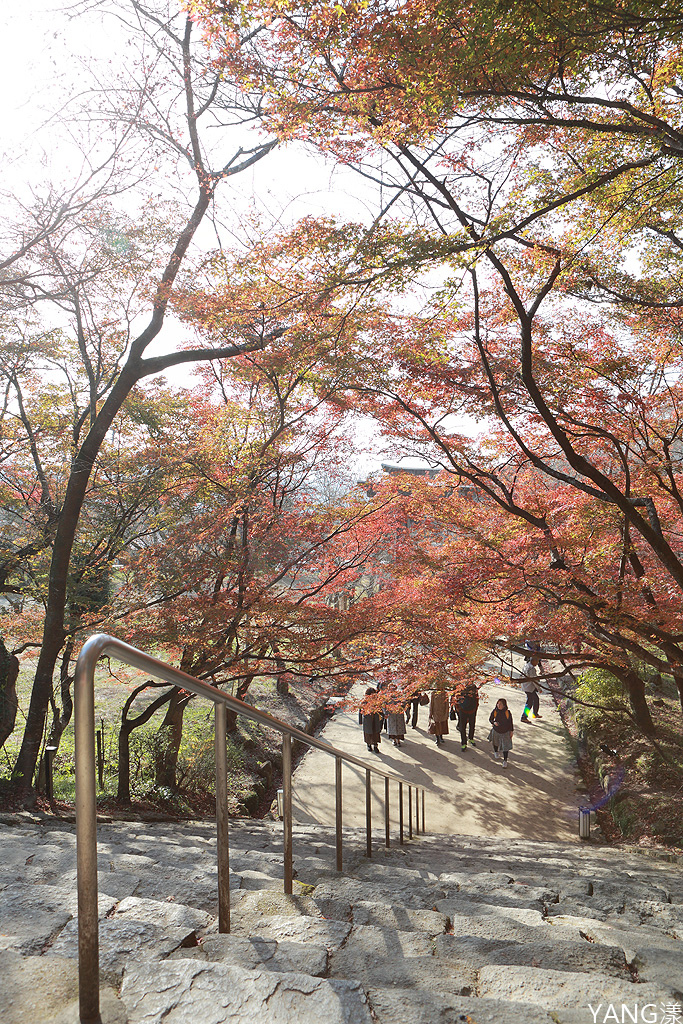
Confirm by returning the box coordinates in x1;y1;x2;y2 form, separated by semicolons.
117;682;173;804
0;637;19;748
671;671;683;720
154;687;191;790
615;668;657;736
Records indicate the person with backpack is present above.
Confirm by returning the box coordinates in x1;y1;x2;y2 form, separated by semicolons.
488;697;514;768
452;683;479;751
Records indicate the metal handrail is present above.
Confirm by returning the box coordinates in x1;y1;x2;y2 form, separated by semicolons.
74;633;427;1023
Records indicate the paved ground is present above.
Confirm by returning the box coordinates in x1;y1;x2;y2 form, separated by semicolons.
292;681;585;843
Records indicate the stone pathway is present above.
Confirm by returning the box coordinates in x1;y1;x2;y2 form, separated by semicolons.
293;680;583;842
1;815;682;1023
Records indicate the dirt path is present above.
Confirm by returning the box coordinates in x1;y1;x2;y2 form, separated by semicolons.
291;680;585;843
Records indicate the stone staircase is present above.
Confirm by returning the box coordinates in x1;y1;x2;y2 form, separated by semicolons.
1;815;682;1023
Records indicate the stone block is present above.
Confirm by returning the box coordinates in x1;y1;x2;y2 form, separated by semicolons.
120;961;373;1024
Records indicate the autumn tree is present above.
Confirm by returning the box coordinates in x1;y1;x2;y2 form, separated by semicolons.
103;244;397;792
2;0;287;797
182;1;683;710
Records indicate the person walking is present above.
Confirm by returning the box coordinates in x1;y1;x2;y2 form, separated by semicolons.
405;693;424;729
385;706;407;747
453;683;479;750
359;687;383;753
489;697;514;768
428;687;450;746
520;656;542;722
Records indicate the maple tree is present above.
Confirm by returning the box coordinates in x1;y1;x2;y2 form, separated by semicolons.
0;0;287;797
104;249;399;792
180;0;683;728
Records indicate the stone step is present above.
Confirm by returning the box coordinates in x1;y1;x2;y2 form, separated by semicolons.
170;932;329;977
476;964;680;1018
119;960;373;1024
2;816;683;1023
365;986;559;1024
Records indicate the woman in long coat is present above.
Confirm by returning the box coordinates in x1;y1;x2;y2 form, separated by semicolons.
428;688;449;746
384;706;407;747
359;687;383;753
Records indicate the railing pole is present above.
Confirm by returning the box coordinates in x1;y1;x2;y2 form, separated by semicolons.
408;786;413;839
415;783;420;834
399;781;404;845
365;769;372;857
384;777;390;847
283;732;293;894
215;702;230;933
74;649;100;1024
335;756;343;872
422;789;425;833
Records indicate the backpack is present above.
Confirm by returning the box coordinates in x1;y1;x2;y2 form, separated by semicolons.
459;693;478;714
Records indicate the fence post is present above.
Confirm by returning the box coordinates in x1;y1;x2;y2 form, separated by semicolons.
422;789;425;833
365;769;372;858
283;733;293;894
335;756;343;871
384;777;390;847
399;781;404;845
408;786;413;839
74;652;99;1024
215;702;230;933
415;783;420;834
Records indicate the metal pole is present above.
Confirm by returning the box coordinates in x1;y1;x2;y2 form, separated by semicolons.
384;776;390;847
399;781;404;845
74;647;100;1024
96;730;103;791
408;786;413;839
283;733;293;894
215;703;230;933
365;769;372;858
335;756;343;871
45;746;57;800
422;789;425;833
415;783;420;834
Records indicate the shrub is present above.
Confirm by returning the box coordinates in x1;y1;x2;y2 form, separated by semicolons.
573;669;629;731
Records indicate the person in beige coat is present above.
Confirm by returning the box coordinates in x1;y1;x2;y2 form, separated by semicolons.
428;688;450;746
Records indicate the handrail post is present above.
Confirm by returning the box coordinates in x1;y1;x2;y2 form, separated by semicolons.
335;756;343;871
408;786;413;839
283;733;293;894
384;777;390;847
365;769;372;857
74;645;100;1024
215;703;230;933
422;789;425;833
415;783;420;835
399;781;404;845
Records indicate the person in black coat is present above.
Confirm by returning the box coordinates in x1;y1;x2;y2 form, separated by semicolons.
453;683;479;750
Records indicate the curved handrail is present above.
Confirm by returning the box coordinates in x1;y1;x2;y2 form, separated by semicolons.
73;633;427;1024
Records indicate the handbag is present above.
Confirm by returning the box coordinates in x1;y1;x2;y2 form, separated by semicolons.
419;693;429;706
449;708;457;721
